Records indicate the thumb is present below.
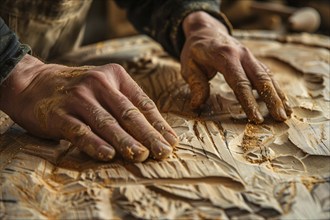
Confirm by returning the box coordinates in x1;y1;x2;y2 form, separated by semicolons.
182;61;210;109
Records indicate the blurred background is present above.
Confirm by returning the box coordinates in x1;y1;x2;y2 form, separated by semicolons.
82;0;330;46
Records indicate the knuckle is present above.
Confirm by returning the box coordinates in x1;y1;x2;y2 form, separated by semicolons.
234;80;252;91
191;41;205;53
71;124;90;137
88;106;117;129
240;46;251;54
63;124;91;144
82;71;107;83
110;63;125;71
219;45;238;57
52;108;67;118
107;63;126;75
137;96;156;112
89;106;103;116
121;107;141;121
96;116;117;129
104;64;129;83
69;85;88;98
255;74;272;83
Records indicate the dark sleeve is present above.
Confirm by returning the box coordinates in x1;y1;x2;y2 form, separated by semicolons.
0;17;31;85
114;0;232;59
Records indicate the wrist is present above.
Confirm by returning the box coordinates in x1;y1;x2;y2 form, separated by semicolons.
0;54;44;110
183;11;229;37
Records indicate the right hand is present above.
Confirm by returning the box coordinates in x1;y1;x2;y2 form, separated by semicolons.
0;54;178;162
181;11;292;123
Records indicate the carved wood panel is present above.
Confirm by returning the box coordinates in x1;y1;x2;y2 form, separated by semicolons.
1;32;329;219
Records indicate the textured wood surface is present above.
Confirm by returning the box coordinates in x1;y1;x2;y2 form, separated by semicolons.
1;32;329;219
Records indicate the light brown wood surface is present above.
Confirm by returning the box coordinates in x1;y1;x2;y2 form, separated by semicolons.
1;32;329;219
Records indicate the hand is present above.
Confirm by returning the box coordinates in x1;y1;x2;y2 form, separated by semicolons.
181;11;292;123
0;54;178;162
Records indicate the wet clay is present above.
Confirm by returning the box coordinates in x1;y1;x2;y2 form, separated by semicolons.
1;32;329;219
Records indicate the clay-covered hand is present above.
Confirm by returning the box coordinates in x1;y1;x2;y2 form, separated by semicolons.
0;54;178;162
181;11;292;123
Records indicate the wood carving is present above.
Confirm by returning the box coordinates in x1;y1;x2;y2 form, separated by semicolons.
1;32;329;219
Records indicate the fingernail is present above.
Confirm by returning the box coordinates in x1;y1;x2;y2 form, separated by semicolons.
120;144;149;162
98;145;116;161
151;140;172;160
190;93;203;109
278;108;288;121
284;101;293;116
131;144;149;162
163;131;179;147
152;122;178;146
254;110;264;124
190;99;199;109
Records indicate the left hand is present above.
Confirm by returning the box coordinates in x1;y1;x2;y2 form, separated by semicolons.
180;11;292;123
0;55;177;162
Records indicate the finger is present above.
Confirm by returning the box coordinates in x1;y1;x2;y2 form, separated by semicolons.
119;76;178;147
241;54;288;121
218;60;264;123
93;64;178;148
182;60;210;109
112;98;172;160
270;76;293;117
259;62;293;116
57;114;116;161
74;98;149;162
98;86;172;160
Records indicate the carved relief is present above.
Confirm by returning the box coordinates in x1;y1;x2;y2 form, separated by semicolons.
1;32;329;219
